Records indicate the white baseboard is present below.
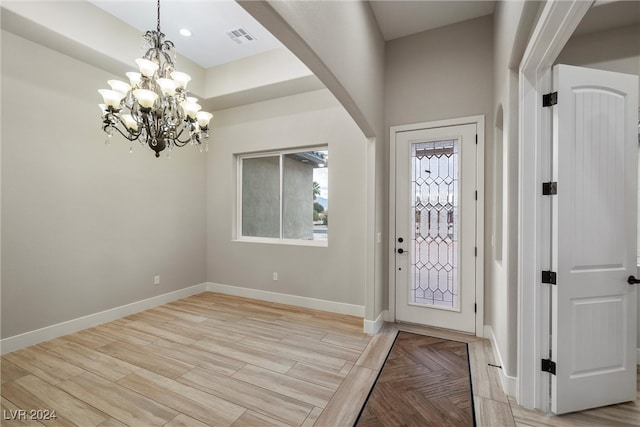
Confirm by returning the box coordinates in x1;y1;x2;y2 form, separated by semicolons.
484;325;518;397
0;283;207;355
1;282;367;354
205;282;365;318
364;310;387;334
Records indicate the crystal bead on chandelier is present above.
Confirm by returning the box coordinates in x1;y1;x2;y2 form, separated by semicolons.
98;0;212;158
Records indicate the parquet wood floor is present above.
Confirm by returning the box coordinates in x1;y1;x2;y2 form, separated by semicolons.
355;332;473;427
1;292;638;426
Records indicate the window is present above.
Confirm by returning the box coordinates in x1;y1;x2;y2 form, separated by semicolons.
238;147;328;245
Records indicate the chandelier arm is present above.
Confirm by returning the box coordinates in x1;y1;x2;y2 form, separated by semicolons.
110;124;142;142
102;113;142;141
114;114;143;137
173;134;192;147
141;114;155;141
173;124;199;146
160;50;174;66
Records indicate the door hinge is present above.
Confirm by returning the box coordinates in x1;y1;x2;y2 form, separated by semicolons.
543;92;558;107
474;247;477;257
541;270;557;285
542;182;558;195
475;134;478;144
474;303;477;313
541;358;556;375
475;191;478;200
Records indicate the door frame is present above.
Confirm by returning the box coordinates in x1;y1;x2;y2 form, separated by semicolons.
389;115;485;337
517;0;593;411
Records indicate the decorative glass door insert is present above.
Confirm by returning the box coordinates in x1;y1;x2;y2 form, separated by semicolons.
411;139;459;310
395;122;476;333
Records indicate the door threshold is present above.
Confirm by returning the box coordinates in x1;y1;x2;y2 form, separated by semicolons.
393;321;481;343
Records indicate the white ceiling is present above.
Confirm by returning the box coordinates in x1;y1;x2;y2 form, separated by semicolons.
87;0;638;70
89;0;283;68
89;0;497;69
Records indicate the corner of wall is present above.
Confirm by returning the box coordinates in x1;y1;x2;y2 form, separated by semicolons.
206;282;365;318
484;325;518;397
364;310;387;335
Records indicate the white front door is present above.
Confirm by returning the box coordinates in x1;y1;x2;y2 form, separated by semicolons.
551;64;638;414
394;122;477;333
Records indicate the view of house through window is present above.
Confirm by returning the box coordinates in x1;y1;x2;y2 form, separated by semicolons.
239;148;328;243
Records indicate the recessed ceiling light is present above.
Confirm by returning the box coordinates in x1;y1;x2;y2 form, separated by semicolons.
179;29;192;37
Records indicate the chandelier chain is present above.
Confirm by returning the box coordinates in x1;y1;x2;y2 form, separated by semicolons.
156;0;161;33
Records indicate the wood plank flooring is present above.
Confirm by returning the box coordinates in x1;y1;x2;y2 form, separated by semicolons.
1;292;638;426
509;366;640;427
1;293;373;426
355;332;473;427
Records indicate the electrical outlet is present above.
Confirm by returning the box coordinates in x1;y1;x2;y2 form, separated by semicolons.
154;275;160;285
273;272;278;281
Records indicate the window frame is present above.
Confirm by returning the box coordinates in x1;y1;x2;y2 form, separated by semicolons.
235;146;329;247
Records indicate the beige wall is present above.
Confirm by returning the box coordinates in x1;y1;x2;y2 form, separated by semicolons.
1;2;374;341
1;31;207;339
556;24;640;78
385;15;494;317
206;89;367;306
490;0;542;381
249;1;385;139
239;1;386;323
385;15;494;128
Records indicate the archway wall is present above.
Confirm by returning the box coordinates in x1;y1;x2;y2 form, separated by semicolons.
238;1;387;324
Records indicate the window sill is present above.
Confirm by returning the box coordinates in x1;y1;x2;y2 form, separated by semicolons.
234;237;328;247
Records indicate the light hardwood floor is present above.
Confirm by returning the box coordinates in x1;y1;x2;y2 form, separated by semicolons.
1;292;638;426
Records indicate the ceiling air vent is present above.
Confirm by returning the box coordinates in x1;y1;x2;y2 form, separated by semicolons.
226;27;256;45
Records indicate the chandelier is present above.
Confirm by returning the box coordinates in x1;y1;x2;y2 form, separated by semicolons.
98;0;212;158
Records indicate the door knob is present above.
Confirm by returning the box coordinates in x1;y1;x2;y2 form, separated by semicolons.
627;275;640;285
397;248;406;254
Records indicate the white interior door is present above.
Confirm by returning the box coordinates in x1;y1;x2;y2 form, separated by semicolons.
551;64;638;414
395;123;477;333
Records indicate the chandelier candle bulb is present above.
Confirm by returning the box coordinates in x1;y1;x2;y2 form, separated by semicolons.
108;80;132;95
156;78;178;96
125;72;142;87
133;89;158;109
135;58;159;77
181;101;201;120
196;111;213;128
98;89;124;110
121;114;139;132
171;71;191;89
